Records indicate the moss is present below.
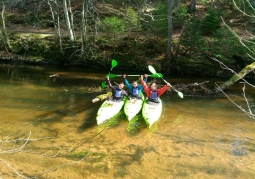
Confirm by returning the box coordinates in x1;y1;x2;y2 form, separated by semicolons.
67;151;89;159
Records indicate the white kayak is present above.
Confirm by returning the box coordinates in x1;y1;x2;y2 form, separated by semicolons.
142;98;163;128
96;99;125;125
124;94;144;121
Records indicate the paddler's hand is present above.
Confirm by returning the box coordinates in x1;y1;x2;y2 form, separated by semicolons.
106;75;109;80
140;75;143;81
123;74;126;78
144;74;148;78
166;83;171;87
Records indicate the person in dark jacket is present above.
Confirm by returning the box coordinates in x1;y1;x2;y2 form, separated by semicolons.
106;76;130;102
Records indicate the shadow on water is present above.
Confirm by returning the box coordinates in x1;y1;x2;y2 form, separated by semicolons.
96;111;128;132
126;115;147;135
78;102;99;130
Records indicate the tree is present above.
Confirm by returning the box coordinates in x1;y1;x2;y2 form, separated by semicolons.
63;0;75;41
166;0;174;60
0;0;10;50
44;0;63;52
212;0;255;118
101;16;125;57
216;0;255;90
190;0;196;12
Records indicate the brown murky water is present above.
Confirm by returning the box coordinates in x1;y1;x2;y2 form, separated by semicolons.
0;64;254;179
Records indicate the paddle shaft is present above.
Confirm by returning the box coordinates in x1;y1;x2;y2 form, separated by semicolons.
148;66;180;92
115;75;155;77
161;78;178;92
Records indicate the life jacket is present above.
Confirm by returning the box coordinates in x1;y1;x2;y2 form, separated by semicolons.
131;87;139;95
114;89;122;98
149;90;158;100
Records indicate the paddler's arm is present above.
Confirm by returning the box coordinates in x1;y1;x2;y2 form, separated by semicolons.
143;74;148;83
140;75;148;89
157;83;171;97
141;75;150;97
138;74;148;91
123;74;132;91
106;76;114;90
122;90;131;100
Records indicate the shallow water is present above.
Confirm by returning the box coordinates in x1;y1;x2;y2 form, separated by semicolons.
0;64;254;179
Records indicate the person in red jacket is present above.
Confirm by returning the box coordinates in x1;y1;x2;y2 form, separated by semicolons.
140;75;170;104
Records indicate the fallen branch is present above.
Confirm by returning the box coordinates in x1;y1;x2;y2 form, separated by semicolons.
215;83;255;119
0;158;29;179
0;131;31;154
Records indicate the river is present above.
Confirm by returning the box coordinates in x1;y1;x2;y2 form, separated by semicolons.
0;63;254;179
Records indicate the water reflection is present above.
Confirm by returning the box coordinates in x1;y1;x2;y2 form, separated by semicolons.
0;63;254;179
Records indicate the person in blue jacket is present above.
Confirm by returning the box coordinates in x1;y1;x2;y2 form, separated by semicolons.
123;74;148;99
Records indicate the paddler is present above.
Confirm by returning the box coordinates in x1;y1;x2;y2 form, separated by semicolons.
123;74;148;99
140;75;170;104
106;76;130;102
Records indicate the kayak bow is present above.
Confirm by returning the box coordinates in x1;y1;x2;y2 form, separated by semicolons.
142;98;163;128
124;93;144;121
96;99;125;125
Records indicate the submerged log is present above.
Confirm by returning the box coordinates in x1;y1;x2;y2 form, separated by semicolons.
166;81;213;95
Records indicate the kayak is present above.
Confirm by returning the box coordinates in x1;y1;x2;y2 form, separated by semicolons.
124;93;144;121
96;99;126;125
142;98;163;128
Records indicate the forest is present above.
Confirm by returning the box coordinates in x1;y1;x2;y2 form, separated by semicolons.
0;0;254;78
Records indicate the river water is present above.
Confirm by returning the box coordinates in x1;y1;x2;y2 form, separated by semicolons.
0;63;254;179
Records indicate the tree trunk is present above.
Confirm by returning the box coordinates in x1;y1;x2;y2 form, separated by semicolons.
46;0;63;52
0;1;10;49
166;0;174;60
81;0;87;54
68;0;75;40
190;0;196;12
63;0;74;41
251;0;255;7
218;62;255;90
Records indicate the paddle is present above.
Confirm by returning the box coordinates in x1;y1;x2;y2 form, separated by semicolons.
101;81;106;88
102;59;118;88
148;65;184;98
107;73;163;78
109;59;118;74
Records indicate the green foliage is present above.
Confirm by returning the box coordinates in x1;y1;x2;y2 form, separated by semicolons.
68;151;89;159
180;17;205;57
125;7;140;31
173;4;188;25
9;35;46;56
210;27;249;64
101;16;125;34
200;0;208;5
234;0;255;15
150;3;168;36
0;32;8;51
201;8;221;35
6;14;26;24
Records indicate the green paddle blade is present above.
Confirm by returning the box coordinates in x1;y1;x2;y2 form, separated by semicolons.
106;74;117;78
151;73;163;78
148;65;157;74
101;81;106;88
111;59;118;68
